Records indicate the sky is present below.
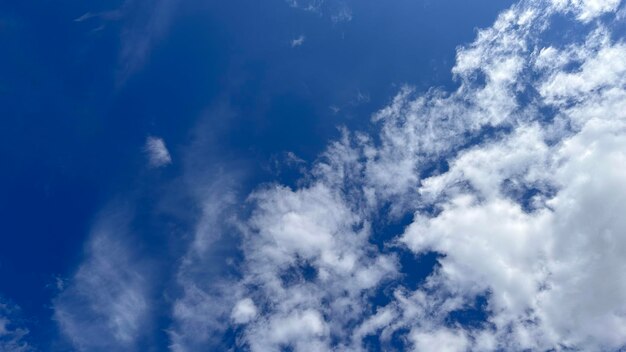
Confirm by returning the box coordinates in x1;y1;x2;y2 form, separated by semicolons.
1;0;626;351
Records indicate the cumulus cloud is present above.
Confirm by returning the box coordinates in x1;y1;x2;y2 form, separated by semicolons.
234;183;397;351
145;136;172;167
231;298;258;324
64;0;626;350
410;328;469;352
192;0;626;350
550;0;622;21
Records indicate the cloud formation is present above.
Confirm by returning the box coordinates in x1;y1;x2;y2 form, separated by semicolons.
54;210;150;351
193;0;626;350
57;0;626;350
168;173;243;351
0;300;31;352
145;136;172;168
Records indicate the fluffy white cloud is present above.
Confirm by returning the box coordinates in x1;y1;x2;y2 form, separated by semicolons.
410;328;469;352
232;298;258;324
395;2;626;350
550;0;622;21
234;183;397;351
145;136;172;167
212;0;626;351
247;309;329;351
156;0;626;351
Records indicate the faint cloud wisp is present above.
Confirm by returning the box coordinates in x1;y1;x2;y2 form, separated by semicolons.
145;136;172;168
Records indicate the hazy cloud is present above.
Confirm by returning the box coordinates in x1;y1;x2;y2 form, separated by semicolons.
61;0;626;350
0;300;31;352
145;136;172;168
291;35;306;47
54;210;150;352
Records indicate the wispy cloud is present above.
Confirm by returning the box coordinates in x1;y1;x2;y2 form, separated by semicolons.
291;35;306;48
53;209;150;351
287;0;353;23
73;10;124;23
330;2;352;23
117;0;179;81
144;136;172;168
75;0;179;82
0;300;31;352
74;12;97;22
168;175;242;351
165;109;248;350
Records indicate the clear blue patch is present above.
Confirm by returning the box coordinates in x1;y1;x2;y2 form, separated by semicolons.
445;292;492;330
501;179;557;213
279;259;318;286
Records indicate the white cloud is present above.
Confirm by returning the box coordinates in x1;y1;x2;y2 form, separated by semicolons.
550;0;622;22
168;175;243;351
206;0;626;350
224;181;397;351
291;35;306;47
0;301;31;352
75;0;177;81
53;210;150;352
410;328;469;352
330;3;352;23
74;12;97;22
392;3;626;350
231;298;258;324
538;29;626;108
145;136;172;167
286;0;324;12
247;309;329;351
65;0;626;350
287;0;353;22
117;0;179;80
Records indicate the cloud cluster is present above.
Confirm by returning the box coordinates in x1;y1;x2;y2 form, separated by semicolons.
54;0;626;350
0;300;31;352
218;0;626;350
236;183;397;351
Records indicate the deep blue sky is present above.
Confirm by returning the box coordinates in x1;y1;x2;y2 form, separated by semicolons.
1;0;516;349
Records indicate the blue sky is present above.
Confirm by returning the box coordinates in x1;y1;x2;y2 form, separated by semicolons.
2;0;626;351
